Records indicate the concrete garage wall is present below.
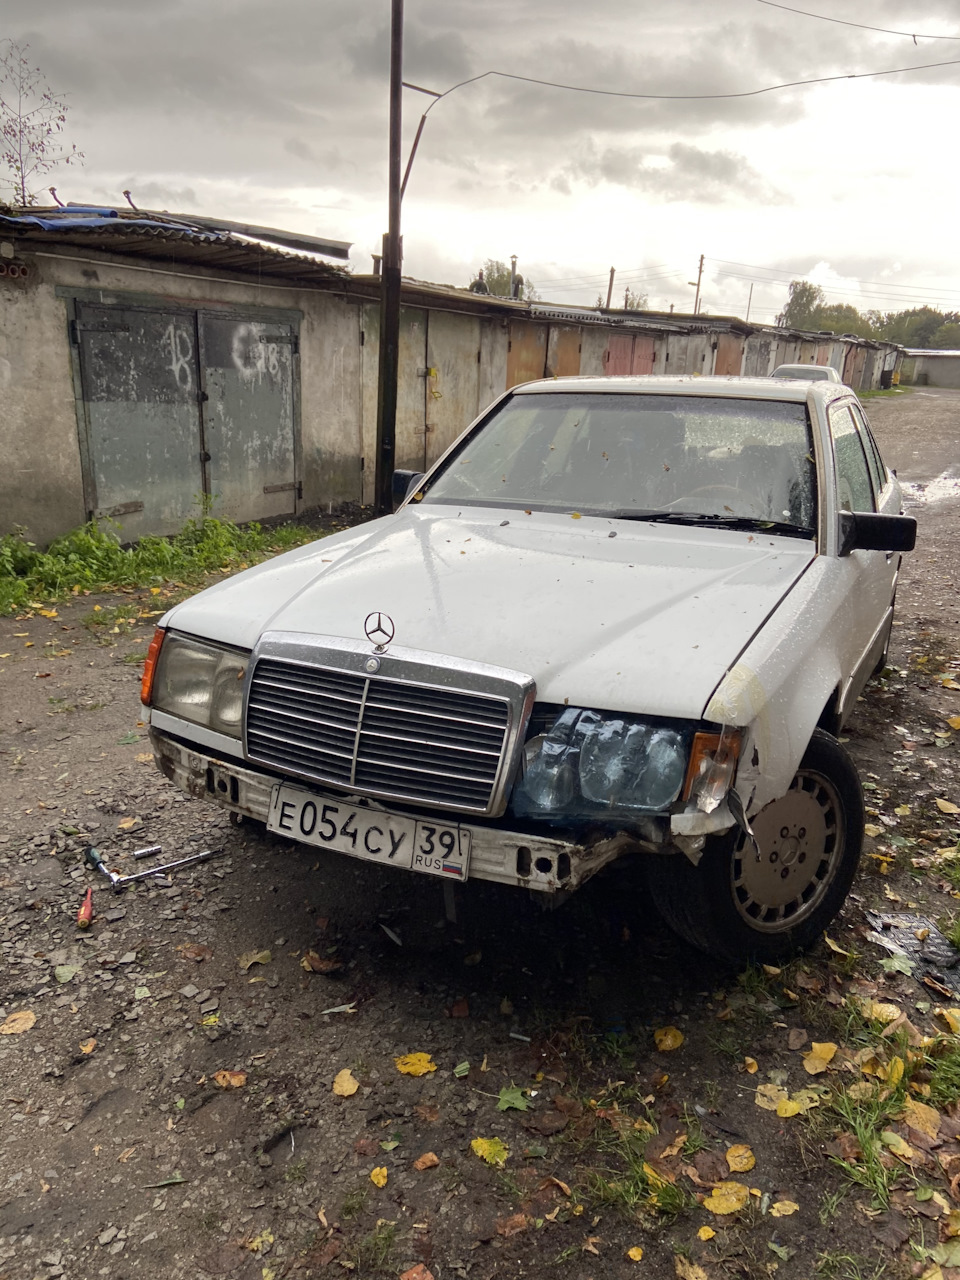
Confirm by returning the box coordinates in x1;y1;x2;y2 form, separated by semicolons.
0;274;87;546
905;353;960;387
0;242;905;545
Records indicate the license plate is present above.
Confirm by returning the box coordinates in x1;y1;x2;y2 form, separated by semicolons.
267;785;471;881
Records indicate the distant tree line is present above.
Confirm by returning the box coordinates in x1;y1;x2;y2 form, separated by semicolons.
777;280;960;350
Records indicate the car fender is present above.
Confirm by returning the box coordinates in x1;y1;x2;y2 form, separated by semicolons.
704;556;851;816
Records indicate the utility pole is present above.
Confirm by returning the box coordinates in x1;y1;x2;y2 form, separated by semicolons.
605;267;615;309
691;253;704;315
745;282;754;323
374;0;404;517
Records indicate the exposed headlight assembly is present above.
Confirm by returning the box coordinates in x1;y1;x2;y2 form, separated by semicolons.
149;632;249;738
512;707;689;822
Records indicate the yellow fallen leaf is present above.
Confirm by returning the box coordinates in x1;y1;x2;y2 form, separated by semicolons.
471;1136;510;1166
675;1259;709;1280
654;1025;684;1051
770;1200;799;1217
0;1010;36;1035
213;1069;247;1089
726;1144;756;1172
660;1133;687;1158
936;799;960;815
703;1181;751;1215
698;1226;716;1241
899;1097;941;1141
936;1008;960;1034
244;1230;274;1255
394;1052;437;1076
777;1098;801;1117
755;1083;788;1111
626;1245;644;1262
79;1037;97;1054
943;679;960;692
370;1166;388;1188
117;816;141;831
881;1130;915;1160
886;1057;905;1087
743;1056;759;1074
413;1152;439;1171
238;950;272;972
947;716;960;731
802;1042;838;1075
824;934;852;956
855;998;902;1024
895;804;911;816
863;823;883;838
332;1069;360;1097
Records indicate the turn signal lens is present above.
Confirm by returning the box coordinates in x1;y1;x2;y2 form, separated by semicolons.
141;627;166;705
683;727;741;804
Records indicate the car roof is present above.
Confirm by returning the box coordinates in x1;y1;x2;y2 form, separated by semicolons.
512;374;852;403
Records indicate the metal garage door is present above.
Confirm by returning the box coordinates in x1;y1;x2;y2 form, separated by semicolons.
73;301;298;539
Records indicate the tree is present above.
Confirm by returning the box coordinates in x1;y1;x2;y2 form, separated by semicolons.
474;258;540;301
929;322;960;350
776;280;825;330
623;286;648;311
0;40;83;207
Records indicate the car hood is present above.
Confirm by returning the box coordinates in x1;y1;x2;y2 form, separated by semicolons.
163;506;815;720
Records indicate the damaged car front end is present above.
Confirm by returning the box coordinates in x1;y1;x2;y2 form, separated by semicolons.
142;375;915;961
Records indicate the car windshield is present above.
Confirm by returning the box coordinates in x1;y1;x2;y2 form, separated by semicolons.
422;392;817;530
776;366;831;380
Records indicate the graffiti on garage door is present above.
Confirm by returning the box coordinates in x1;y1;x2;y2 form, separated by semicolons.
72;301;299;539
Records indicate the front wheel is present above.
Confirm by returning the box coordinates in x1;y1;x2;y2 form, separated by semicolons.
645;730;864;963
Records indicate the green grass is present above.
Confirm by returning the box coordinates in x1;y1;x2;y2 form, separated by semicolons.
0;514;322;614
826;1084;906;1208
347;1220;397;1274
926;1039;960;1108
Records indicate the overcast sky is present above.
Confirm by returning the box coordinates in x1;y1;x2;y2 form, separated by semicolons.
5;0;960;322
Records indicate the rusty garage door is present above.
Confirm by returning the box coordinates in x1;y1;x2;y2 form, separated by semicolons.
73;301;298;539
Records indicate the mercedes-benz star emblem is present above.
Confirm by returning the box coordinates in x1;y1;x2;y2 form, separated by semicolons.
364;611;395;649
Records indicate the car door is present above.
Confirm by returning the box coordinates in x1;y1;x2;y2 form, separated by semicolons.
826;400;893;711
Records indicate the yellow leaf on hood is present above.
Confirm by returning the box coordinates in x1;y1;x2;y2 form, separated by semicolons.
802;1042;838;1074
370;1166;388;1187
770;1199;799;1217
726;1144;756;1172
0;1010;36;1035
654;1026;684;1051
332;1068;360;1097
703;1181;751;1214
394;1052;438;1076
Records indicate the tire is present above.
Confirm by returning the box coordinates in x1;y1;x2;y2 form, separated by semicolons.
645;729;864;964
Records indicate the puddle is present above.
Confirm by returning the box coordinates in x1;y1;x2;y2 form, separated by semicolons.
901;469;960;506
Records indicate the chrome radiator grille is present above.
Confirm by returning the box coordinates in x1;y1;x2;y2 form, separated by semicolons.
245;654;516;813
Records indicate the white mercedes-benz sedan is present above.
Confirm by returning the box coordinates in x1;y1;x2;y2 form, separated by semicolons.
141;376;915;961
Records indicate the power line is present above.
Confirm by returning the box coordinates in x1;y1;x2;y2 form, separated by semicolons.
754;0;960;41
706;256;960;297
421;57;960;114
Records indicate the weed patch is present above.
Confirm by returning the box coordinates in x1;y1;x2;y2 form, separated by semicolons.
0;515;322;614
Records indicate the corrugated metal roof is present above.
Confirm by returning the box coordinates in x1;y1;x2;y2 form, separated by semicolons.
903;348;960;357
0;206;350;284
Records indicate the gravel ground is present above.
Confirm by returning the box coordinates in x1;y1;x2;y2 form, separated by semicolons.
1;387;959;1280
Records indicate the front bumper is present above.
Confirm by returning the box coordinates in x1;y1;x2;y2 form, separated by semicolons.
150;729;643;892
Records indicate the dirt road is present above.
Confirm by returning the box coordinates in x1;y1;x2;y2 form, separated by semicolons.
1;388;959;1280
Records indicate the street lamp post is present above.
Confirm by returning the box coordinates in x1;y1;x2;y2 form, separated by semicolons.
374;0;405;517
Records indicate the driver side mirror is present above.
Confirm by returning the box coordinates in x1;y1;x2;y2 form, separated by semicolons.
839;511;916;556
392;469;424;509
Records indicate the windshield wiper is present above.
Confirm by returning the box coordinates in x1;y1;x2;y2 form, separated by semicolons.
607;510;813;538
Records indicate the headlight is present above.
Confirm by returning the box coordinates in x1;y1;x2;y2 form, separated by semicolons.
512;707;688;822
151;633;249;738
